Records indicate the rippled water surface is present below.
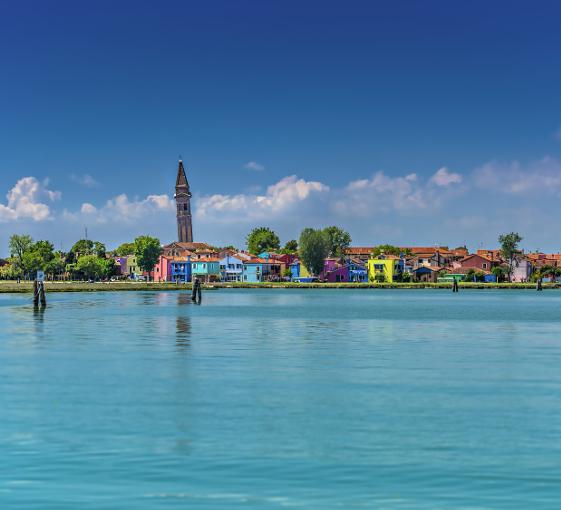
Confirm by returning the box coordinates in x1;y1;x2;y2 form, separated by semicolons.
2;289;561;509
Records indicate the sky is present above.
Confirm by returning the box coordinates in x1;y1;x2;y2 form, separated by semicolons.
2;0;561;256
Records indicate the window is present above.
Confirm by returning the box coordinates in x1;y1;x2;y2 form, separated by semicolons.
482;263;487;269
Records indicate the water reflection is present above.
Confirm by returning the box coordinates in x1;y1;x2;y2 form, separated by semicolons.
176;293;192;350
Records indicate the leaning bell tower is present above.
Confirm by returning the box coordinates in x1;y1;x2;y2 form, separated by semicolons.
174;159;193;243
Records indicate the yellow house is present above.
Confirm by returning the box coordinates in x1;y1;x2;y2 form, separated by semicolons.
125;255;141;278
367;256;404;283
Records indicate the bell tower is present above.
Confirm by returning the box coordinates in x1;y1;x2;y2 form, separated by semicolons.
174;159;193;243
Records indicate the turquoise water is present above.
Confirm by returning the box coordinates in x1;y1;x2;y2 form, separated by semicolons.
1;289;561;509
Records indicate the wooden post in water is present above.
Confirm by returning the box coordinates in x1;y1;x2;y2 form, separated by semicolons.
39;281;46;306
33;279;47;307
33;279;39;307
452;279;459;293
537;277;543;291
191;277;202;303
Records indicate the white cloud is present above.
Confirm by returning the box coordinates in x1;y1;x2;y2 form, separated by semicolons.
474;156;561;194
430;166;463;186
244;161;265;171
334;171;429;216
70;173;100;188
0;177;60;223
65;193;174;224
196;175;328;221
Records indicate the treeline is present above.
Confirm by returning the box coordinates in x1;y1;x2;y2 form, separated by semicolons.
0;234;161;281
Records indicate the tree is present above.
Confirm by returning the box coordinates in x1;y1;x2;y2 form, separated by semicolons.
76;255;104;280
498;232;523;282
68;239;106;263
101;258;118;279
246;227;280;255
282;240;298;254
9;234;33;274
323;226;352;260
371;245;410;258
134;236;161;281
491;265;506;282
33;240;55;265
45;257;66;281
114;242;135;256
298;228;329;276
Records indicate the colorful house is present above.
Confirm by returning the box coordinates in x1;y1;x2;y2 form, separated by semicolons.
348;260;368;282
191;257;220;282
367;256;404;283
153;255;172;282
220;255;244;282
170;257;191;283
124;255;141;279
289;259;316;282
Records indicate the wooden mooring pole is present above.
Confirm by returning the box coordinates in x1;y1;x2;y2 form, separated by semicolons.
33;279;47;307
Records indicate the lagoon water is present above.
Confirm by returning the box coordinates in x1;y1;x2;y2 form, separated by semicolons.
1;289;561;509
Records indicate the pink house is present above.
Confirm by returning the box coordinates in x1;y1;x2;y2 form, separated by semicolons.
153;255;172;282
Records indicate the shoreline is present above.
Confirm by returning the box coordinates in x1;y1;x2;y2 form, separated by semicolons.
0;281;558;293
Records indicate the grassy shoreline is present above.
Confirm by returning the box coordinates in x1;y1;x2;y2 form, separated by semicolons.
0;280;558;293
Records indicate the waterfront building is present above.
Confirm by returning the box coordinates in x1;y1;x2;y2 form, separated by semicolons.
289;259;316;282
412;265;442;283
170;257;192;283
153;255;172;282
191;257;220;282
220;255;244;282
345;246;375;262
512;257;533;282
348;259;368;282
367;256;404;283
124;255;141;279
454;253;497;272
174;159;193;243
162;241;210;258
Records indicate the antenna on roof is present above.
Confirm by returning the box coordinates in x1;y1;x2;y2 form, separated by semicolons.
179;154;182;162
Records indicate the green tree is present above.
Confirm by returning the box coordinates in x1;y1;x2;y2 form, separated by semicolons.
491;265;506;282
371;245;410;258
323;226;352;260
9;234;33;274
68;239;106;263
134;236;161;281
45;257;66;281
114;242;135;256
246;227;280;255
282;239;298;253
76;255;104;280
298;228;329;276
101;258;118;279
498;232;523;282
33;240;55;265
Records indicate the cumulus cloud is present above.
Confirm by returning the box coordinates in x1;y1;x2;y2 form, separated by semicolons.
333;171;428;216
474;156;561;194
64;193;174;224
244;161;265;171
196;175;329;221
0;177;60;223
70;173;100;188
430;167;463;186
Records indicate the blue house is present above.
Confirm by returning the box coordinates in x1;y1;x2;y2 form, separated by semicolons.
347;260;368;282
243;258;265;283
170;257;191;283
220;255;244;282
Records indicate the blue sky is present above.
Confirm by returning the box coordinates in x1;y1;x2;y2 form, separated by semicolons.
2;0;561;255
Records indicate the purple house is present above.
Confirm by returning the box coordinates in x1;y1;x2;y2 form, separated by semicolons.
320;259;350;283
